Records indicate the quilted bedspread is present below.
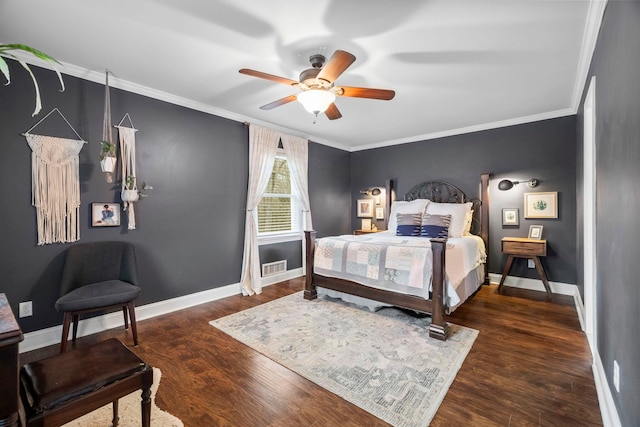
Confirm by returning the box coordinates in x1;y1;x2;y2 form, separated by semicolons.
314;235;435;298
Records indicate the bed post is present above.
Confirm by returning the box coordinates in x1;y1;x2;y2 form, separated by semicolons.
429;238;450;340
304;231;318;300
385;179;395;230
480;173;490;285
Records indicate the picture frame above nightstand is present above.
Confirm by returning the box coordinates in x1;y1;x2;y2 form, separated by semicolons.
357;199;374;217
502;208;519;225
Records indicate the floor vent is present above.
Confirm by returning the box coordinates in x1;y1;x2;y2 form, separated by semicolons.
262;260;287;277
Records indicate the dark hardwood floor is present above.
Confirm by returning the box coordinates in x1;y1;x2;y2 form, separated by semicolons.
21;279;603;426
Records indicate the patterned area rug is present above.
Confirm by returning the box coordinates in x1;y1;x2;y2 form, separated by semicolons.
63;367;183;427
210;292;478;427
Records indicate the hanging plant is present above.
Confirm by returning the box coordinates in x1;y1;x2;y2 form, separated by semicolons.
121;175;139;202
99;140;117;173
0;43;65;116
99;70;117;177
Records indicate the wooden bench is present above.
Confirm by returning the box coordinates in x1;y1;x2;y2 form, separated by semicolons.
19;338;153;426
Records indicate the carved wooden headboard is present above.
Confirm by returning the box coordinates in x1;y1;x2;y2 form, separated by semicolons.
393;173;491;285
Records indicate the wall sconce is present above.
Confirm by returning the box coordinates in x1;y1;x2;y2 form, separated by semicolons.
360;187;382;196
498;178;539;191
360;187;383;205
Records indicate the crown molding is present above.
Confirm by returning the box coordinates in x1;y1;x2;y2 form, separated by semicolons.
570;0;608;111
351;108;575;152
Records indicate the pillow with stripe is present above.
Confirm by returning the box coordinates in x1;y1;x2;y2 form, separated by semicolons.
395;213;422;236
421;213;451;238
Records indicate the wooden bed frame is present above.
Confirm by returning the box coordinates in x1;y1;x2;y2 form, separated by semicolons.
304;173;490;341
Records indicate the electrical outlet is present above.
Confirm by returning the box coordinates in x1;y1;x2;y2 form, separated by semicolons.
528;259;535;269
613;360;620;392
19;301;33;318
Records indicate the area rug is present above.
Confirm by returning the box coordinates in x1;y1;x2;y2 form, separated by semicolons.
210;292;478;427
63;367;183;427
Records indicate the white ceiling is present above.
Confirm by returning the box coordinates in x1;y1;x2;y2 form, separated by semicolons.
0;0;603;151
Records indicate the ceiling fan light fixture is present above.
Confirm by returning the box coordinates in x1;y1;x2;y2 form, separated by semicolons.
297;90;335;115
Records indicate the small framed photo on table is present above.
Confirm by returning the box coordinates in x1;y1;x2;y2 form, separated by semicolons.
92;203;121;227
361;218;372;231
357;199;374;217
502;208;519;226
528;225;544;240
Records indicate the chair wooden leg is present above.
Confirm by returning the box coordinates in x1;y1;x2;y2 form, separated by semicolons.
123;306;129;330
112;400;119;426
72;314;79;341
60;312;72;353
127;301;139;347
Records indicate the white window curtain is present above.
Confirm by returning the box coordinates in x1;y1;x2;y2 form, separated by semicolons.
240;125;280;295
281;134;313;231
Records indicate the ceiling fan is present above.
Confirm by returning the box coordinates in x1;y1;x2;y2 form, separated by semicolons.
239;50;395;121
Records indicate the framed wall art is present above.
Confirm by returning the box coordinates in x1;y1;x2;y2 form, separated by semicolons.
502;208;519;226
524;192;558;218
92;203;121;227
375;207;385;220
357;199;374;217
528;225;544;240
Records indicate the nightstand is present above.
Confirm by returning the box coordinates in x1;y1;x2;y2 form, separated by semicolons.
354;229;383;235
498;237;552;297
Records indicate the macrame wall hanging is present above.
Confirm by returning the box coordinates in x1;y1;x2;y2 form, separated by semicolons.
99;70;117;182
23;108;86;245
116;113;139;230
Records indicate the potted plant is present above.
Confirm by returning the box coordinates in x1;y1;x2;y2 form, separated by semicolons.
99;140;117;173
121;175;139;202
0;43;65;116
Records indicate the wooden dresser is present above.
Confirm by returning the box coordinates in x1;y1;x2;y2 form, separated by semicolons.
0;293;23;427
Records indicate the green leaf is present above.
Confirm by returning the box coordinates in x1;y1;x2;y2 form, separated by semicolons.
0;44;61;65
0;43;65;114
0;57;10;84
17;59;42;116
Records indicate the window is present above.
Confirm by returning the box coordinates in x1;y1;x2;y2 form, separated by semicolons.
257;152;301;243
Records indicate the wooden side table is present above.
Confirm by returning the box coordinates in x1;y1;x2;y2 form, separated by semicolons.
0;293;24;427
354;229;383;235
498;237;552;297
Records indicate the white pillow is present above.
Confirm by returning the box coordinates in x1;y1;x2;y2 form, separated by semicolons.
387;199;430;233
425;202;473;238
463;209;474;236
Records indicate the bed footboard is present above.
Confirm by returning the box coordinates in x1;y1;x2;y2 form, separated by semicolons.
304;230;450;340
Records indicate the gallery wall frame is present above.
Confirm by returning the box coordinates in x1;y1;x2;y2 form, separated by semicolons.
91;203;121;227
357;199;374;217
502;208;519;225
524;192;558;218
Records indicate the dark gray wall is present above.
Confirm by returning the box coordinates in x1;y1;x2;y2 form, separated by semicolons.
309;142;352;238
0;62;351;333
577;3;640;424
350;116;577;284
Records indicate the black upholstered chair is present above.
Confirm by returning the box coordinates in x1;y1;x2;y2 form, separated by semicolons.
55;241;141;352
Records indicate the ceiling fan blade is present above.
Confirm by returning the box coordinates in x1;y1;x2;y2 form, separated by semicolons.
337;86;396;100
239;68;299;86
325;103;342;120
260;94;298;110
317;50;356;83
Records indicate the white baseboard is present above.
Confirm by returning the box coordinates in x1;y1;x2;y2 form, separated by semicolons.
593;350;623;427
488;273;576;296
573;285;587;332
19;268;304;353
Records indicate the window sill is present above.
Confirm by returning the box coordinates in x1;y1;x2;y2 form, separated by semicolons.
258;232;302;245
